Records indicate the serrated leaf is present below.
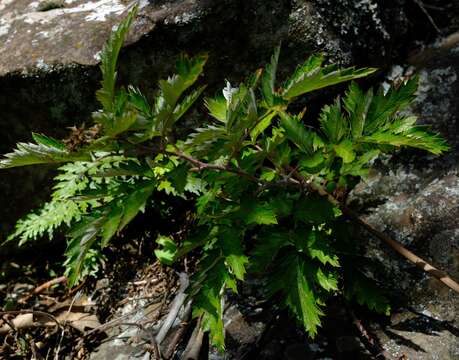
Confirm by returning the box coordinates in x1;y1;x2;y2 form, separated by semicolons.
154;235;177;265
118;182;154;230
314;266;338;291
250;111;277;142
250;230;290;272
343;82;373;139
279;112;313;155
333;139;356;163
270;250;324;337
364;77;418;134
100;204;123;247
219;227;248;280
304;230;340;267
205;96;227;123
344;269;390;315
173;85;207;123
96;6;137;112
262;46;280;107
282;55;376;99
192;255;229;351
360;127;449;155
0;140;90;168
243;201;278;225
294;194;337;225
319;100;347;143
32;133;66;150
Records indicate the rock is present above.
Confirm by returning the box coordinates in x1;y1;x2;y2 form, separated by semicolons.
349;41;459;359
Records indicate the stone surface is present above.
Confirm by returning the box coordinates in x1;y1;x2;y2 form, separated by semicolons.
349;42;459;359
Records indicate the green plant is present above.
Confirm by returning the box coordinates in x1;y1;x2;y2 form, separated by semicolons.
1;7;448;350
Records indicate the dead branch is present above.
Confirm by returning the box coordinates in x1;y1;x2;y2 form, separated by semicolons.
0;310;61;334
33;276;67;294
156;272;189;345
181;317;204;360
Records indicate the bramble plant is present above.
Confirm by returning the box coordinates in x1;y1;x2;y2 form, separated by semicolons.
0;7;448;349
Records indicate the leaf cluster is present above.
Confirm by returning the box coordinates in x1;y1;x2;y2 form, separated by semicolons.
1;7;448;350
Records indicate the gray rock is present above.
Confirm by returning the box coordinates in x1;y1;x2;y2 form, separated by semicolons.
349;42;459;359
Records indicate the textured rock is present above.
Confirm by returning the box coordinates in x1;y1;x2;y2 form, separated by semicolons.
349;42;459;359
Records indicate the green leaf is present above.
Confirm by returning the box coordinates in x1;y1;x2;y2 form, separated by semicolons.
250;230;290;272
294;230;340;267
118;182;155;230
270;250;324;337
319;100;347;143
96;6;137;112
344;269;390;315
294;194;337;225
128;85;152;116
173;85;207;124
282;55;376;99
343;82;373;139
205;96;227;123
279;112;313;155
219;227;249;280
261;46;280;107
32;133;66;150
154;235;178;265
314;266;338;291
250;111;277;143
361;127;449;155
333;139;356;163
242;201;278;225
0;139;89;168
100;204;123;247
192;255;229;351
364;77;418;134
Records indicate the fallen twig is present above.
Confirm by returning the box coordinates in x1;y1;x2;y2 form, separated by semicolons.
348;307;394;360
412;0;441;33
119;322;161;360
162;301;192;359
181;317;204;360
156;272;189;345
34;276;67;294
0;310;61;334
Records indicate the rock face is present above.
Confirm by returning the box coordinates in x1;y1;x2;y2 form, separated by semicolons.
349;42;459;359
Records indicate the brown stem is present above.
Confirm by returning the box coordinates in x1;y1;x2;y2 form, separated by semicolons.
33;276;67;294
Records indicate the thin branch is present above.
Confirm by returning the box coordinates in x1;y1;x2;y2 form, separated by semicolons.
156;272;189;345
412;0;441;33
306;180;459;294
34;276;67;294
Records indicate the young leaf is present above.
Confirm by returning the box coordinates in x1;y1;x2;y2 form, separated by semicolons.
155;235;178;265
96;6;138;112
261;46;280;107
343;82;373;139
364;77;418;134
0;139;89;168
279;112;313;155
282;55;376;99
319;100;347;143
333;139;356;163
219;227;249;280
270;251;324;337
192;255;229;351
